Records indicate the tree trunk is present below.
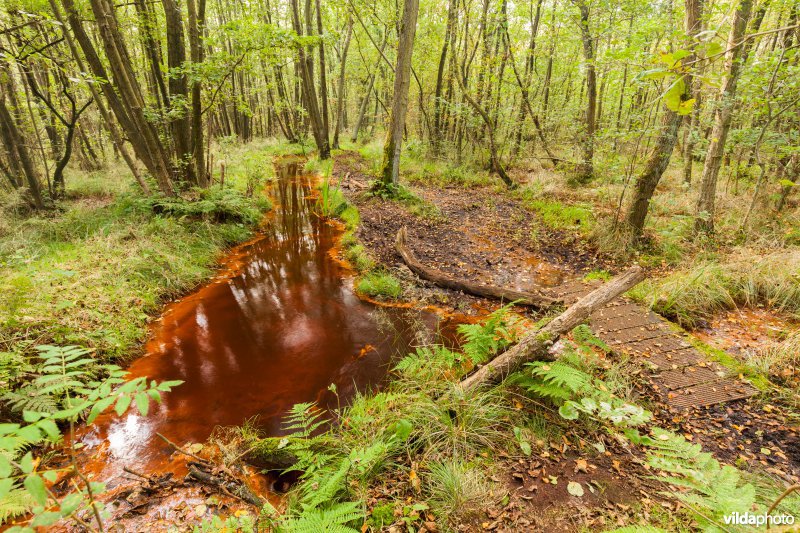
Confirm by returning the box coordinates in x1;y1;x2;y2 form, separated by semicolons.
61;0;175;194
379;0;420;188
290;0;330;158
694;0;753;234
332;17;353;149
460;266;645;390
573;0;596;183
0;90;44;208
625;110;682;238
187;0;208;186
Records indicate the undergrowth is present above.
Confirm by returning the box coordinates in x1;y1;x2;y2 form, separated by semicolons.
220;311;800;532
0;173;270;363
629;250;800;327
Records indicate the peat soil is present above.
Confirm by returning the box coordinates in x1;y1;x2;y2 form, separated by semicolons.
333;151;800;531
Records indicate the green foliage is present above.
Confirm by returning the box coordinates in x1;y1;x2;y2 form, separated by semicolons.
128;186;269;224
457;303;522;364
425;460;493;524
316;177;347;218
0;180;267;360
344;244;374;273
0;345;181;530
629;251;800;327
523;195;594;233
356;271;402;300
394;345;461;381
626;428;766;531
583;269;612;282
513;332;651;428
271;501;363;533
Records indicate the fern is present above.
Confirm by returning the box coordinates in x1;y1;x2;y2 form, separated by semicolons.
629;428;760;531
394;345;459;379
571;324;611;353
1;345;99;415
0;487;34;523
457;303;521;364
283;402;328;438
276;501;363;533
515;359;650;427
517;360;594;401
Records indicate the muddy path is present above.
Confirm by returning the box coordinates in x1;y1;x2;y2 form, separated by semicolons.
334;151;616;316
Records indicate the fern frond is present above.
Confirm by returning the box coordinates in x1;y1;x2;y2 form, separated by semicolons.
0;487;35;523
280;502;363;533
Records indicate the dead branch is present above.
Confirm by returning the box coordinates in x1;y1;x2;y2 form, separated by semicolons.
459;266;645;390
395;227;557;307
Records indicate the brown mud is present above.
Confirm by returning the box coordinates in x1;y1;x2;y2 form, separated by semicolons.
334;151;615;315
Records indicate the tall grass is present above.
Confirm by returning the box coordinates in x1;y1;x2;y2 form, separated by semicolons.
630;250;800;327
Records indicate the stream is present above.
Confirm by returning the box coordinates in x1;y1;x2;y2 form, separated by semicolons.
75;159;445;501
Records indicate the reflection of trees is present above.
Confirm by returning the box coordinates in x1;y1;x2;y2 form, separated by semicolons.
141;163;411;438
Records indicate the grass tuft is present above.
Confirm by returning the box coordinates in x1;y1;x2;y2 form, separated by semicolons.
356;271;403;300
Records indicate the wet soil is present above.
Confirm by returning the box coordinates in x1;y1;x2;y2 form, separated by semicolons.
333;151;800;529
334;151;614;316
693;307;799;360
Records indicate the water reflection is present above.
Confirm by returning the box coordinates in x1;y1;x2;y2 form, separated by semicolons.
80;161;437;478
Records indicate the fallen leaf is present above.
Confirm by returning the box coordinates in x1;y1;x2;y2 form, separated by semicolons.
567;481;584;497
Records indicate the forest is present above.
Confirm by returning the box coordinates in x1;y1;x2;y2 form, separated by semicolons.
0;0;799;529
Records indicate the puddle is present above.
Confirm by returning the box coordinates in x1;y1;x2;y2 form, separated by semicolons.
71;159;447;498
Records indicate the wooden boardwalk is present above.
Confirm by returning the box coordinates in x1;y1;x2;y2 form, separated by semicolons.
546;279;759;409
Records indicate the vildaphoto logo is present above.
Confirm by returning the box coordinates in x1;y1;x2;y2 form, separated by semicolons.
723;511;795;527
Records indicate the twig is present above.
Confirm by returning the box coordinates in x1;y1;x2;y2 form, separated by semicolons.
156;432;209;464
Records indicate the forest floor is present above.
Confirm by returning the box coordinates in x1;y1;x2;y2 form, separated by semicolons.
332;149;800;531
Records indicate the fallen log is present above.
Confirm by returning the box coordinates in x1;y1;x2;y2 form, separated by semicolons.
187;464;265;507
395;227;557;307
459;266;645;391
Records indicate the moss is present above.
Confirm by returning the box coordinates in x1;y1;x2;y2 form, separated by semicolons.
0;150;272;362
357;271;403;300
683;334;771;391
583;270;612;282
526;198;594;233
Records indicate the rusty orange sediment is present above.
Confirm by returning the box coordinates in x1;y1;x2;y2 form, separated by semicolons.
53;158;452;528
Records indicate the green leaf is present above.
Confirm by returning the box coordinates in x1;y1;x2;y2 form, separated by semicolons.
135;392;149;416
677;98;695;115
115;394;132;416
559;403;580;420
156;380;184;391
567;481;585;497
663;77;686;112
59;493;84;515
87;395;116;424
31;511;61;527
24;474;48;506
0;455;12;478
388;419;413;442
19;452;33;474
37;419;60;441
779;179;796;188
0;477;14;499
22;411;44;423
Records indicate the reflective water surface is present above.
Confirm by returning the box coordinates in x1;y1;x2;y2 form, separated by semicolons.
79;160;438;480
